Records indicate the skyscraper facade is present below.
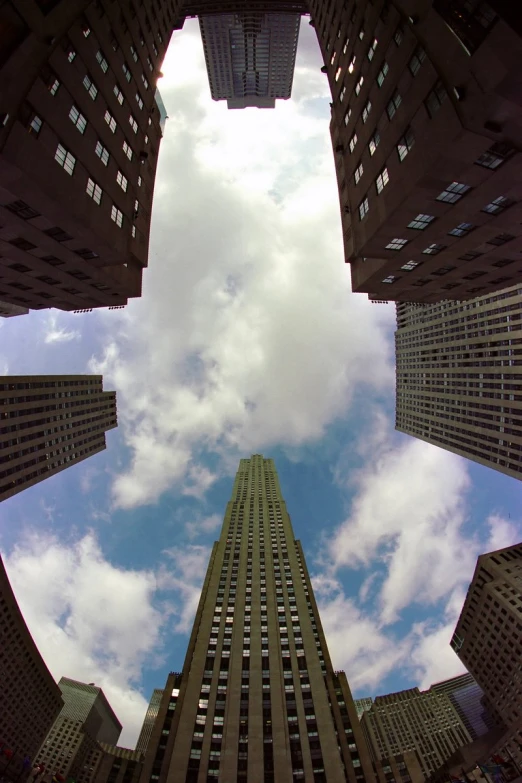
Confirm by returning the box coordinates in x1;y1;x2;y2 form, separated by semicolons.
0;556;63;777
0;374;117;502
199;12;300;109
136;690;164;755
430;673;494;741
0;1;173;312
450;544;522;766
36;678;122;783
311;0;522;303
360;681;472;779
140;454;374;783
354;697;373;720
394;285;522;481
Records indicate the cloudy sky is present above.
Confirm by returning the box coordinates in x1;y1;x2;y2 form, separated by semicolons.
1;19;521;748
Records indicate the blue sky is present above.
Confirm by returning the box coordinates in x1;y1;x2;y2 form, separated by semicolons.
0;19;521;748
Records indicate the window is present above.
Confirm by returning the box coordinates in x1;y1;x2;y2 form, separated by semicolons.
96;50;109;73
335;67;342;82
382;275;398;284
394;25;404;46
69;105;87;134
83;75;98;100
55;143;76;175
492;258;515;267
137;175;142;187
369;131;380;156
354;161;364;184
104;111;117;133
396;127;415;162
135;92;144;110
475;142;515;170
95;140;110;165
141;72;149;90
116;171;128;192
386;238;408;251
352;74;363;96
487;233;515;246
401;260;421;271
81;19;91;37
47;76;60;96
358;196;369;220
459;250;482;260
114;84;124;105
423;243;446;254
386;91;402;119
436;181;470;203
367;38;378;60
67;47;76;63
130;44;138;63
348;56;356;74
111;205;124;227
408;213;435;230
425;81;447;117
86;178;102;204
45;226;73;242
342;37;349;54
5;200;40;220
448;221;475;237
340;86;346;102
344;107;352;126
362;99;372;123
432;265;456;276
349;133;358;153
122;62;132;82
122;140;133;160
409;46;426;75
375;167;389;194
129;114;138;134
376;61;389;87
482;196;515;214
28;113;42;136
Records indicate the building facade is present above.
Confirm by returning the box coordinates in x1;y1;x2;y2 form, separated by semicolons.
36;678;122;783
354;697;373;720
395;285;522;481
0;556;63;778
0;0;173;312
310;0;522;303
0;374;117;502
199;11;300;109
90;744;144;783
360;680;472;779
450;544;522;767
136;690;164;756
139;454;375;783
430;674;494;741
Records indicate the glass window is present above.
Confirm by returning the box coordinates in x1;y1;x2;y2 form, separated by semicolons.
122;62;132;82
96;50;109;73
436;182;470;203
482;196;515;214
349;133;358;153
362;99;372;123
367;38;378;61
375;167;389;194
448;221;475;237
122;140;133;160
95;140;110;165
376;61;389;87
397;127;414;161
55;143;76;175
83;74;98;100
104;111;117;133
423;243;446;255
386;90;402;119
111;204;124;227
114;84;124;105
369;131;380;156
86;178;102;205
129;114;138;133
425;81;448;117
116;171;128;192
409;46;426;75
358;197;369;220
408;213;435;230
354;162;363;184
475;142;514;170
69;105;87;134
386;238;408;251
355;75;364;95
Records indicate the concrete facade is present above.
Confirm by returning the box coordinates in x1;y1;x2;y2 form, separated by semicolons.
139;454;375;783
395;285;522;481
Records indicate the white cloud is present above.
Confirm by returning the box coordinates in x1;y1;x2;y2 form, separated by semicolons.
89;20;395;510
3;532;166;747
44;315;80;344
158;544;210;633
185;513;222;539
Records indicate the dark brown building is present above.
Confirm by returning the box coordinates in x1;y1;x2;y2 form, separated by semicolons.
0;555;63;776
451;544;522;768
0;374;117;502
140;455;375;783
0;1;172;312
311;0;522;303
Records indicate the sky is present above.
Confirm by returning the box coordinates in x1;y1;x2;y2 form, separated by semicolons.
1;19;521;749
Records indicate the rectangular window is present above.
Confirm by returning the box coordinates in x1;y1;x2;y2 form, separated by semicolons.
354;162;363;184
104;111;117;133
409;46;426;75
394;25;404;46
344;107;352;126
401;260;421;271
369;131;380;156
376;61;389;87
122;140;133;160
135;92;144;110
69;105;87;134
122;62;132;82
55;143;76;175
130;44;138;63
349;133;358;153
95;140;110;165
114;84;124;105
367;37;378;60
386;90;402;120
375;167;389;194
83;74;98;100
408;213;435;230
358;196;369;220
111;205;124;227
28;113;43;136
386;238;408;251
348;56;356;74
340;86;346;102
47;76;60;96
335;66;342;82
129;114;138;134
141;73;149;90
448;221;475;237
425;81;447;117
397;127;414;161
436;181;470;203
482;196;514;214
116;170;128;192
423;243;446;255
355;75;364;96
486;233;515;246
86;178;103;204
362;99;372;123
96;50;109;73
475;142;515;170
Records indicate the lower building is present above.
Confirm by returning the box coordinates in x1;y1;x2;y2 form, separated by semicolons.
135;690;164;756
35;678;122;783
451;544;522;768
0;374;117;502
373;752;424;783
395;285;522;481
0;556;63;779
89;744;144;783
430;674;494;741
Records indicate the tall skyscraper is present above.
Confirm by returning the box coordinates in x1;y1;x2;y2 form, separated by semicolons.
0;556;63;777
430;673;494;741
36;678;122;783
360;680;472;779
451;544;522;767
353;697;373;720
311;0;522;303
0;1;173;312
140;454;374;783
136;690;164;755
394;285;522;481
199;12;300;109
0;374;117;502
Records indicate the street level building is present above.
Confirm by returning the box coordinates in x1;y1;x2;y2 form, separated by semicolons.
0;556;63;778
451;544;522;768
0;1;173;312
136;690;164;756
0;374;117;502
360;678;472;779
139;454;374;783
311;0;522;302
36;678;122;783
395;285;522;481
199;12;300;109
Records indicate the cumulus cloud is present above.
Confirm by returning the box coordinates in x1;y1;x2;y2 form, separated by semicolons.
158;544;211;633
44;315;80;344
89;19;395;509
185;513;222;539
